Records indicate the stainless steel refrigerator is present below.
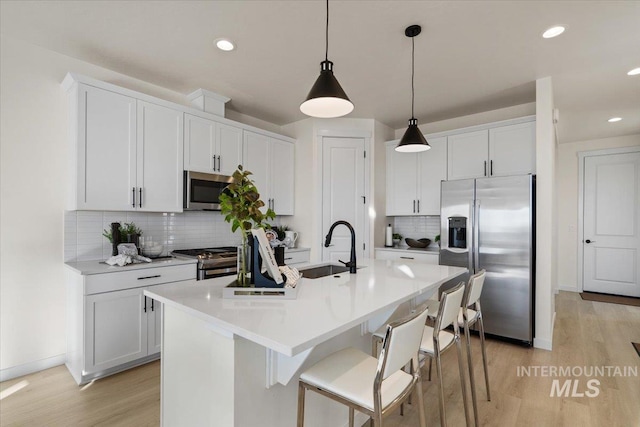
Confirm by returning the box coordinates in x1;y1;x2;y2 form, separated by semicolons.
440;174;535;345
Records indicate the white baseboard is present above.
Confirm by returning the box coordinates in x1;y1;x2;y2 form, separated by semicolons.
0;354;66;382
533;311;556;351
557;285;579;293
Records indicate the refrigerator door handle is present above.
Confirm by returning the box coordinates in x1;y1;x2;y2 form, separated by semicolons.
468;203;474;273
474;199;481;272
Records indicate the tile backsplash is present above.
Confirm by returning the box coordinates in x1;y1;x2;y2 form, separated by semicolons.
64;210;280;262
391;216;440;247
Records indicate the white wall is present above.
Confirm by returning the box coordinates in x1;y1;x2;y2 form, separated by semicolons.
281;118;391;262
396;102;536;139
556;134;640;291
0;36;281;375
534;77;556;351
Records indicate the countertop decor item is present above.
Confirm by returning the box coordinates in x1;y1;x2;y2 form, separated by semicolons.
406;238;430;248
393;233;403;247
299;0;354;118
219;165;275;287
396;25;430;153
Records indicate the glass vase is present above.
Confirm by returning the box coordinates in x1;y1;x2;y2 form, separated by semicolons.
236;238;250;287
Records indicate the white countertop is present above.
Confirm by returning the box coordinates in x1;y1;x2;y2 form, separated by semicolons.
65;257;197;275
375;246;440;254
145;259;465;357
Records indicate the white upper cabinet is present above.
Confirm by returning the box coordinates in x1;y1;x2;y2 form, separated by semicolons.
386;142;419;215
137;101;184;212
386;136;447;216
243;130;294;216
71;85;137;211
418;136;447;215
447;129;489;180
447;119;536;180
184;114;243;176
488;121;536;177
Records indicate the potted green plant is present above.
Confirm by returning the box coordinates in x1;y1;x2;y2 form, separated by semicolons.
102;222;142;244
435;234;441;247
219;165;275;286
392;233;402;247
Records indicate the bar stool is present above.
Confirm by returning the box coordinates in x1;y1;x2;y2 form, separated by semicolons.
420;281;472;427
460;270;491;427
297;304;430;427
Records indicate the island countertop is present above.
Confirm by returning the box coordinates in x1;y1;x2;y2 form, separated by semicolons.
145;260;466;357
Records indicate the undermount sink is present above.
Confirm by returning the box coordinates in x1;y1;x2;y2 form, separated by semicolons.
299;264;350;279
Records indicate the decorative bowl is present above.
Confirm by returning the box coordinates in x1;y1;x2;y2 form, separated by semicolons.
142;243;164;257
405;238;430;248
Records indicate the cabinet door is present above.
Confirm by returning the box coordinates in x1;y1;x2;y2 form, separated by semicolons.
447;130;489;180
85;288;147;373
137;101;184;212
489;121;536;176
418;136;447;215
242;131;271;212
147;298;162;355
386;142;419;215
269;139;295;215
76;85;136;211
216;123;243;176
184;114;215;173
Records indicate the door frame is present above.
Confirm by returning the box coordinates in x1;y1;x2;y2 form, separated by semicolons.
315;129;372;261
577;146;640;292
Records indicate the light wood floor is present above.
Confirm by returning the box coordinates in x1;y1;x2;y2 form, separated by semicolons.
1;292;639;426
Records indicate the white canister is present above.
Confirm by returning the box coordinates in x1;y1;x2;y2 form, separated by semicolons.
284;231;299;248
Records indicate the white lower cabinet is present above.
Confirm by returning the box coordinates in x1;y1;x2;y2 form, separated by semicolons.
284;248;310;266
66;263;195;385
374;249;439;264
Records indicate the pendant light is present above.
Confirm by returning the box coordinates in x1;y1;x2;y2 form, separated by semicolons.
300;0;354;118
396;25;430;153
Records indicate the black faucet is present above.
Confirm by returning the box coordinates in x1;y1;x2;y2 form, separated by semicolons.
324;220;357;274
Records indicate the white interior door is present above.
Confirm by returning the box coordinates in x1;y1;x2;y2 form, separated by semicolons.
321;137;366;263
583;151;640;297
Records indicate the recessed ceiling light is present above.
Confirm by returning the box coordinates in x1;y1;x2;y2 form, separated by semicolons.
608;117;622;123
542;26;565;39
215;38;235;51
628;67;640;76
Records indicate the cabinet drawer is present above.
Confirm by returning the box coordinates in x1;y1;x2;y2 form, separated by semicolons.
375;250;439;264
84;264;196;295
284;250;310;265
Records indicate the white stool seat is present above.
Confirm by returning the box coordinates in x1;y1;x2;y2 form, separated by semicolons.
419;327;455;354
300;347;413;411
427;301;480;326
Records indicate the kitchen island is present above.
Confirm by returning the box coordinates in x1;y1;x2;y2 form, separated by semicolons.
145;259;466;427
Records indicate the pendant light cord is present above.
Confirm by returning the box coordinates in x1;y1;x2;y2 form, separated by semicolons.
325;0;329;61
411;35;415;119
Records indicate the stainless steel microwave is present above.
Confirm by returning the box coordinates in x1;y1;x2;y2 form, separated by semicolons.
183;171;233;210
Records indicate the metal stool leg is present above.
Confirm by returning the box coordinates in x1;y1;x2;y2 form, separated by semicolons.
297;383;306;427
435;346;447;427
464;319;479;427
349;408;354;427
478;313;491;401
455;335;472;427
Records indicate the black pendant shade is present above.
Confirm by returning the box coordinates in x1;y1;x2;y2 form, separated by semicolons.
300;60;354;118
396;118;431;152
396;25;430;153
300;0;354;118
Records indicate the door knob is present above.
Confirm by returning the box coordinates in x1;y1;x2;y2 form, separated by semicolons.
585;239;595;244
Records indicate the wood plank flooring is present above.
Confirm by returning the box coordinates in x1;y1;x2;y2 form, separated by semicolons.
1;292;639;426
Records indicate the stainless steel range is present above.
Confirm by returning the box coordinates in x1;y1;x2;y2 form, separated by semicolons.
172;247;238;280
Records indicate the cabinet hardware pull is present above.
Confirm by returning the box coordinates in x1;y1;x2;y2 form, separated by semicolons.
139;188;143;208
585;239;595;244
417;200;420;213
484;161;487;177
143;296;147;313
137;275;161;280
212;156;216;170
132;187;136;208
490;160;493;176
217;155;221;172
151;299;155;312
284;257;293;260
400;256;415;260
413;200;416;213
271;199;275;211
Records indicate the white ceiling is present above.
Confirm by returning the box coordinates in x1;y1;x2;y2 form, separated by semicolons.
1;1;639;143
